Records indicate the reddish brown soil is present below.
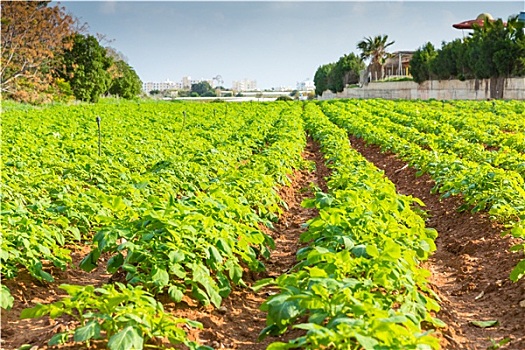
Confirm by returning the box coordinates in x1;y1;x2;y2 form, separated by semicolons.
349;135;525;350
1;247;112;349
0;138;330;350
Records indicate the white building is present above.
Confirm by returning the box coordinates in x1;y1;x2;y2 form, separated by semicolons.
142;79;181;93
296;79;315;92
232;79;257;92
181;76;192;89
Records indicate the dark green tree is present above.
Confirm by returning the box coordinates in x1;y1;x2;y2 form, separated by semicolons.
467;16;525;78
412;15;525;83
191;81;214;97
313;63;334;96
108;60;142;99
409;42;437;83
328;53;365;92
60;34;112;103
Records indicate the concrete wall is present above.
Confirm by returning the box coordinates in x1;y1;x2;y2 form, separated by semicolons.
321;77;525;100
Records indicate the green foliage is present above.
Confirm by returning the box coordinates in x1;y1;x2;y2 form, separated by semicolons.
327;53;365;93
2;101;307;310
191;81;215;97
313;63;334;96
410;42;437;83
411;15;525;83
108;61;142;99
261;102;441;349
20;283;207;349
1;285;14;310
60;34;112;103
430;39;468;80
467;16;525;78
319;98;525;281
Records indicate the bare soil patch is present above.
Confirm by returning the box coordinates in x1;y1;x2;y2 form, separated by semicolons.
0;138;330;350
350;135;525;350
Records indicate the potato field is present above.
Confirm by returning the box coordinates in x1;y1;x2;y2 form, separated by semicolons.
1;99;524;350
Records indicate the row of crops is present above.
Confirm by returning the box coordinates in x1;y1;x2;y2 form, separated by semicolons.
2;99;524;349
319;99;525;282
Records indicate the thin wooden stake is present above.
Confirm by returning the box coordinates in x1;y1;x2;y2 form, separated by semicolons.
96;116;102;157
179;111;186;138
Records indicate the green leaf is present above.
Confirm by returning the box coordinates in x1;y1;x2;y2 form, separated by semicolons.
315;192;334;208
258;324;281;341
107;253;124;274
168;250;185;263
168;285;184;302
1;285;14;310
110;196;127;212
20;303;48;319
18;344;34;350
107;326;143;350
470;320;499;328
216;238;232;255
510;226;524;238
267;342;294;350
48;332;69;346
251;278;274;292
365;244;379;258
266;294;301;327
151;267;169;288
208;245;223;265
80;248;101;272
351;245;370;258
510;259;525;282
355;333;379;350
192;285;210;306
74;320;101;342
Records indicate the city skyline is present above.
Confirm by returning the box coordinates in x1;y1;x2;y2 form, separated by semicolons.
57;1;524;89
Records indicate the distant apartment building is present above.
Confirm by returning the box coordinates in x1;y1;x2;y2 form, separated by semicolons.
181;76;192;89
142;79;181;93
144;76;229;93
232;79;257;91
296;79;315;92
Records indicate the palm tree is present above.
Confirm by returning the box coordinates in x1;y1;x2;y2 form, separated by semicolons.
357;34;395;81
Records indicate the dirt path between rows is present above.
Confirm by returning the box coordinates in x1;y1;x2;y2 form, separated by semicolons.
349;135;525;350
0;138;329;350
169;137;329;349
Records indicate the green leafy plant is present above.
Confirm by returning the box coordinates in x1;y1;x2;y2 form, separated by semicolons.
320;99;525;281
21;283;210;349
259;102;442;349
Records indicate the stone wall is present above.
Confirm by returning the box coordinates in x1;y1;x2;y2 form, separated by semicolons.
321;77;525;100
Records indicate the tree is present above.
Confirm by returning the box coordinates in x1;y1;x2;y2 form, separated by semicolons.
467;16;525;79
191;81;214;97
1;1;74;102
357;34;395;80
328;53;364;92
108;60;142;99
431;39;469;80
59;34;112;103
410;42;437;83
412;15;525;84
313;63;334;96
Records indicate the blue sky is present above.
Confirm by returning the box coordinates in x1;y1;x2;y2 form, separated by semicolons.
56;1;524;89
